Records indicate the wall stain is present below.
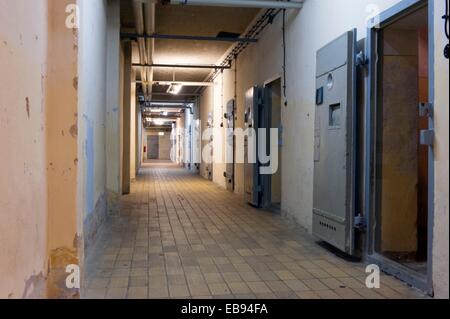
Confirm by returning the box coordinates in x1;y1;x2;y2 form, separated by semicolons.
25;97;30;119
74;158;78;166
22;272;46;299
69;124;78;138
47;247;80;299
72;28;78;51
73;77;78;91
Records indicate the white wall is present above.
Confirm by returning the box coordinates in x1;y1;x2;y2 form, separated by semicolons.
78;0;108;252
198;0;448;296
105;0;121;196
200;0;405;227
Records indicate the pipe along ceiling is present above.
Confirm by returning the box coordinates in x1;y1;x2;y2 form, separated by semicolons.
132;0;303;125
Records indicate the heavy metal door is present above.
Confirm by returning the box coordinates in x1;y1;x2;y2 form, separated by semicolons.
147;135;159;160
244;87;260;206
206;112;214;180
244;86;271;207
225;99;235;191
313;30;357;255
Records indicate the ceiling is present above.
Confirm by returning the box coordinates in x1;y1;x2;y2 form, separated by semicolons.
386;6;428;31
120;1;260;102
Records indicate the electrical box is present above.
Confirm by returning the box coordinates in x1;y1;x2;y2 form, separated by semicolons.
313;30;357;255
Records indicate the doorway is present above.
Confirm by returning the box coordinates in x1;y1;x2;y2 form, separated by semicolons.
366;0;433;292
147;135;159;160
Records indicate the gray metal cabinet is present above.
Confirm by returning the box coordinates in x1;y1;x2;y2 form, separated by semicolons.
313;30;357;255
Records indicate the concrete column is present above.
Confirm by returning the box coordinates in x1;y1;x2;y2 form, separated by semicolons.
46;0;80;298
121;41;132;195
137;106;143;172
130;68;137;181
106;0;121;206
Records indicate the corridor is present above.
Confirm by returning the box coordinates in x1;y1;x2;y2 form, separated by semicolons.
83;162;427;299
1;0;448;301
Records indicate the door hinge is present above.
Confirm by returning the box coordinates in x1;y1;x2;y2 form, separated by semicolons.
419;102;433;118
356;51;368;67
258;98;263;108
354;214;366;231
420;129;435;146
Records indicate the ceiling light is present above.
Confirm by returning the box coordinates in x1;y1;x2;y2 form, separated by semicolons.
167;83;183;95
162;111;168;116
153;119;166;126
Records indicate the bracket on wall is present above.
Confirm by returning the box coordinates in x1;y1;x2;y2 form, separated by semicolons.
420;129;435;146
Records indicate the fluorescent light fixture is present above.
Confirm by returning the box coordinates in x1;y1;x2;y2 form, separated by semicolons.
151;118;171;126
158;132;165;136
167;83;183;95
155;81;215;87
150;102;183;106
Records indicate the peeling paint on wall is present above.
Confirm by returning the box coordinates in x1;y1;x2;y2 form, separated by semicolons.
69;124;78;138
22;272;46;299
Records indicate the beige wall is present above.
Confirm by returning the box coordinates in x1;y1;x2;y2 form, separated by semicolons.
432;0;449;299
45;0;80;298
0;0;112;298
0;0;49;299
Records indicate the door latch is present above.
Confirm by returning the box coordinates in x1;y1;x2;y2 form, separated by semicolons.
354;214;366;231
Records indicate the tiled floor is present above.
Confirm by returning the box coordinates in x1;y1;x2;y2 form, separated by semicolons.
83;161;428;299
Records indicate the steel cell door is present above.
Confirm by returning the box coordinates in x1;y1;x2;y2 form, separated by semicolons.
244;87;260;206
244;86;271;207
225;99;235;191
147;135;159;160
313;30;357;255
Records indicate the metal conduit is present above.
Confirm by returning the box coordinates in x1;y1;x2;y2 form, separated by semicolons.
132;0;148;97
169;0;303;9
144;1;155;97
